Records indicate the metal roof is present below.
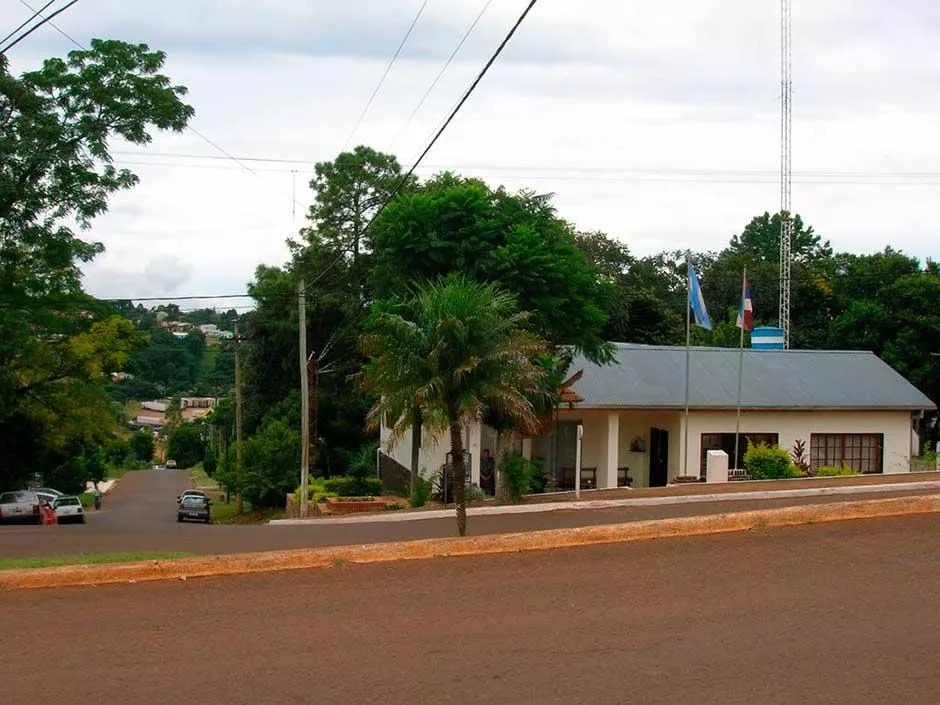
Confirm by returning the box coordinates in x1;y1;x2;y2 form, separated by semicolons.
567;344;936;411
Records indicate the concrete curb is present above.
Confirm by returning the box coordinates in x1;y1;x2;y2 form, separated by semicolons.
269;480;940;526
2;494;938;591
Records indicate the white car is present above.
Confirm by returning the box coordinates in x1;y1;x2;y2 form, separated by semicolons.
34;488;64;505
0;490;42;524
52;496;85;524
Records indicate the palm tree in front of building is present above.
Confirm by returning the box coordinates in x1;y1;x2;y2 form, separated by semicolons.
360;276;548;536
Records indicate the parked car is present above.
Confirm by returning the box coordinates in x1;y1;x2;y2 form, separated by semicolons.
166;459;178;469
177;489;208;504
0;490;42;525
53;496;85;524
177;494;211;523
34;488;64;505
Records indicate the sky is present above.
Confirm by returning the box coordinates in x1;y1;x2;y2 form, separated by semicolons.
4;0;940;308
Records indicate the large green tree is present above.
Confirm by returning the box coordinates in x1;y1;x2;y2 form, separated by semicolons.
371;174;611;363
360;277;548;536
0;41;193;487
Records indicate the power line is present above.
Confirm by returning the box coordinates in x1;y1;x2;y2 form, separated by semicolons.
391;0;493;148
307;0;541;290
9;3;305;215
0;0;80;54
340;0;430;152
20;0;81;47
1;0;57;48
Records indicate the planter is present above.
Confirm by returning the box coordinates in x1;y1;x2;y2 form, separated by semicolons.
323;497;388;515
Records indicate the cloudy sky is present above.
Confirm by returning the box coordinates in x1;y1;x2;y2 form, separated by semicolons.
4;0;940;307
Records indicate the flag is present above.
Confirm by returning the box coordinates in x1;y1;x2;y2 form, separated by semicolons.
737;280;754;331
687;262;711;330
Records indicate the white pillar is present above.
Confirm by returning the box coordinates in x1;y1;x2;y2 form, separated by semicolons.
601;413;619;489
521;438;532;460
468;422;482;487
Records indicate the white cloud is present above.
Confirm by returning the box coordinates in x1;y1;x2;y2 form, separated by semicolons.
2;0;939;303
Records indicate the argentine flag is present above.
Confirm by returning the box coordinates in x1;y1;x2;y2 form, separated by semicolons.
687;262;711;330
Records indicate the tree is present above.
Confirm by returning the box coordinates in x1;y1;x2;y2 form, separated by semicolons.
130;430;155;462
574;232;685;345
0;40;193;488
360;277;549;536
303;145;415;277
371;174;612;363
166;423;205;469
729;211;832;264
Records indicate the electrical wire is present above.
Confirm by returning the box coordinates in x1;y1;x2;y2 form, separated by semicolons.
10;1;305;214
0;0;80;54
340;0;430;152
0;0;57;48
391;0;493;148
18;0;80;46
307;0;541;290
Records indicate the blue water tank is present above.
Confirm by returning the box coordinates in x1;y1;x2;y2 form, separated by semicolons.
751;326;785;350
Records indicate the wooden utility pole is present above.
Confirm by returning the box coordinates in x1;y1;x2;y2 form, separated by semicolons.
234;321;244;515
307;354;318;474
298;280;310;518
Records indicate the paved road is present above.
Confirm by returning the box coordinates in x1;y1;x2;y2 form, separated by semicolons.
1;469;937;558
3;515;939;704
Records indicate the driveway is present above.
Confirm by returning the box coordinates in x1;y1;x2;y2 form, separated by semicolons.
2;515;939;704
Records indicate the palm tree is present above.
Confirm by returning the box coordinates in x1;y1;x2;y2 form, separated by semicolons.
360;276;548;536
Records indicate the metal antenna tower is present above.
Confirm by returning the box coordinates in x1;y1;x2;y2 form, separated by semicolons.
778;0;793;348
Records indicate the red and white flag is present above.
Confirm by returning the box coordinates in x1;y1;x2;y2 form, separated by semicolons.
736;280;754;331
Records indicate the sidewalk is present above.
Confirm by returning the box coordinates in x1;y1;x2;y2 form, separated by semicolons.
271;473;940;526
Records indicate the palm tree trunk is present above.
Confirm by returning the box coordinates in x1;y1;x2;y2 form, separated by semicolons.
410;408;422;497
494;429;514;504
449;420;468;536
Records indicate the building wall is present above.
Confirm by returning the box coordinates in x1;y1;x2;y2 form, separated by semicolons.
557;407;915;488
381;420;482;485
681;409;914;475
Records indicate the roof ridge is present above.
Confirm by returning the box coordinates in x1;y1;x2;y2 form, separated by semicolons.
609;342;874;355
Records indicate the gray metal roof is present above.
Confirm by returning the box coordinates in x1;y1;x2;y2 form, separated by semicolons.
567;344;936;411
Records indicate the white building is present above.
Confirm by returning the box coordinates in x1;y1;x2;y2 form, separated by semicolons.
382;344;935;491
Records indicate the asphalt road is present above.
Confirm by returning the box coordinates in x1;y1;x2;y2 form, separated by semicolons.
3;514;939;704
1;469;937;558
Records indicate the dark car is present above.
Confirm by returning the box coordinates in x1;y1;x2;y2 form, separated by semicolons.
177;489;208;505
0;490;43;525
177;494;211;524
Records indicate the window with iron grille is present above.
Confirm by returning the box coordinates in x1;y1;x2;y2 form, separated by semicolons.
809;434;883;474
700;433;779;472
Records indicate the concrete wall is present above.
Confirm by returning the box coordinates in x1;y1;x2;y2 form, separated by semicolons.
381;420;482;485
680;409;914;476
557;408;915;488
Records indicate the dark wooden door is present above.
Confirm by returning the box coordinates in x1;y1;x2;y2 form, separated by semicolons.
649;428;669;487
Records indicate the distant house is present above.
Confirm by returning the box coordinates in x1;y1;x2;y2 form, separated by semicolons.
199;324;219;336
382;344;935;492
172;331;189;340
110;372;135;382
217;330;234;340
140;400;170;413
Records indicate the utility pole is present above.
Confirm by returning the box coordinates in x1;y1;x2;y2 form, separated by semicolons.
298;279;310;518
234;321;244;515
778;0;793;349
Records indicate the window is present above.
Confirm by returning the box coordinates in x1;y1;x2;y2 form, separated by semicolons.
810;434;883;474
701;433;779;472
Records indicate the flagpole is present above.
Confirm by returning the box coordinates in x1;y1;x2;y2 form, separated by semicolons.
683;251;692;480
733;266;747;472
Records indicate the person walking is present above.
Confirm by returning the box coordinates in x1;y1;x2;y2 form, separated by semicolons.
92;486;102;511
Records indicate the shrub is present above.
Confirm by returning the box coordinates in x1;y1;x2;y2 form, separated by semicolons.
790;439;810;475
815;465;858;477
499;451;541;503
324;475;383;497
744;442;802;480
409;476;431;508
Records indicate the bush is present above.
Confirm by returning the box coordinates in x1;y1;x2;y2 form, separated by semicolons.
166;424;205;469
409;476;431;508
499;451;541;503
203;450;217;477
324;475;383;497
815;465;858;477
744;442;802;480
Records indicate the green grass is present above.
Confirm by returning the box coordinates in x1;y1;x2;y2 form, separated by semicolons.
0;552;196;571
189;465;219;490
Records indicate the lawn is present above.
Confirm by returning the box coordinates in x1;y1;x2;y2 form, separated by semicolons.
0;552;196;571
187;467;285;524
